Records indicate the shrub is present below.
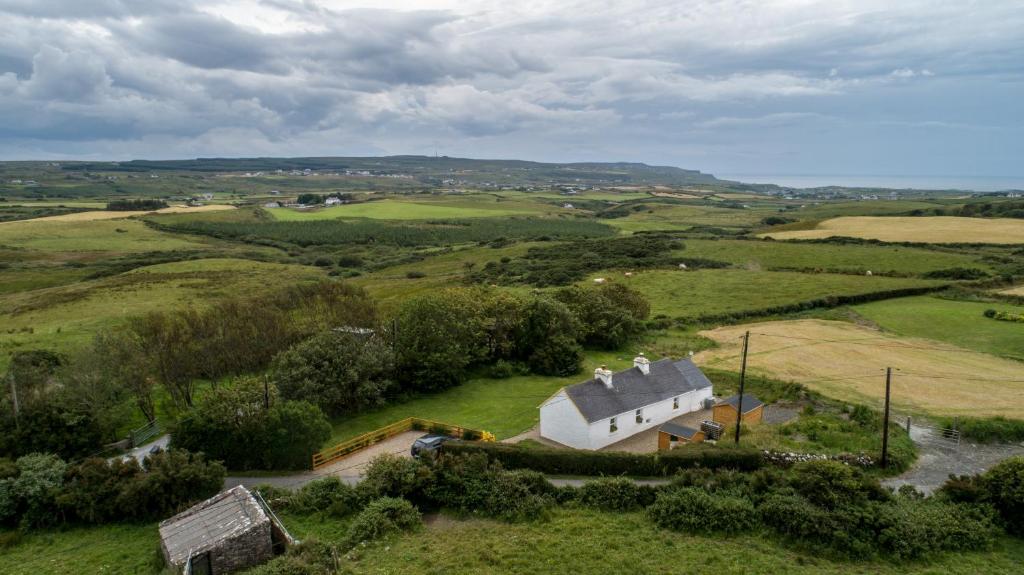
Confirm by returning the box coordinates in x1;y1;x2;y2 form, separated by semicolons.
984;308;998;318
648;488;756;534
245;539;336;575
56;457;142;524
790;460;883;510
405;271;426;279
922;267;989;280
441;441;762;476
953;417;1024;443
289;477;361;517
358;454;433;504
980;456;1024;535
577;477;656;511
344;497;421;547
875;497;997;559
485;470;551;522
425;452;496;512
118;449;225;520
5;453;66;529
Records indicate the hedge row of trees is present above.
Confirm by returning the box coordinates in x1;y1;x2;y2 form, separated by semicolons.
0;449;224;529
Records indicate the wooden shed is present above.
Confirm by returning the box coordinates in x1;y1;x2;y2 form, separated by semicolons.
657;422;705;449
712;394;764;426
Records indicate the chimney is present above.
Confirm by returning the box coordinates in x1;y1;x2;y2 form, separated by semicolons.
633;353;650;375
594;365;613;389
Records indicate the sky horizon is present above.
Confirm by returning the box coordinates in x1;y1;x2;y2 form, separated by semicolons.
1;1;1022;178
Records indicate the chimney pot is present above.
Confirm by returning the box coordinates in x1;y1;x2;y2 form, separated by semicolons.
633;353;651;375
594;365;613;388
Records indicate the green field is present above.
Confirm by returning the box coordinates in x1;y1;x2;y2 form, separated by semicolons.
855;296;1024;360
0;219;206;254
605;203;772;233
269;197;548;221
595;269;945;319
0;258;326;370
679;239;990;275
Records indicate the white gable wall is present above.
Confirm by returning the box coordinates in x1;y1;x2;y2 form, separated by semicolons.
539;390;591;449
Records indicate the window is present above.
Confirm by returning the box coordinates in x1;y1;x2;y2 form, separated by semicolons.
672;396;679;410
609;417;618;433
635;409;643;424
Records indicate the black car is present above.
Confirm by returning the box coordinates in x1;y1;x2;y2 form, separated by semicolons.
411;434;451;458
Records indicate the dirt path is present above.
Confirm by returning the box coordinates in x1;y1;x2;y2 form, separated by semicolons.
883;423;1024;494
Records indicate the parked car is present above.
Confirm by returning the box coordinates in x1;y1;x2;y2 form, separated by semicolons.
411;434;451;458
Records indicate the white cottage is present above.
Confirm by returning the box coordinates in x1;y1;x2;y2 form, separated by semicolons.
540;355;713;450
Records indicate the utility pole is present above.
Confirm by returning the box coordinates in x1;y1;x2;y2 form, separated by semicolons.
734;331;750;444
8;372;19;428
881;367;892;468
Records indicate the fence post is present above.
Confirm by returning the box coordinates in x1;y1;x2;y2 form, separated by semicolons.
906;416;911;433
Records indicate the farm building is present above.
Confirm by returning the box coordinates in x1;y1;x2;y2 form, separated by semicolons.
159;486;291;574
712;394;764;426
657;422;704;449
540;354;713;450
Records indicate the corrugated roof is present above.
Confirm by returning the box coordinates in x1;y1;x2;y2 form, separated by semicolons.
659;422;701;439
564;358;712;423
158;486;269;566
720;394;764;413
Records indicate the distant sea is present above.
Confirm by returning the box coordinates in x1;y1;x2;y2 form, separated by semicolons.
717;174;1024;192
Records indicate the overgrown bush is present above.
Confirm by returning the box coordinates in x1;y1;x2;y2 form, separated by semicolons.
287;477;361;517
980;456;1024;535
245;539;336;575
946;416;1024;443
648;487;756;534
485;470;552;522
0;453;66;528
358;454;434;504
344;497;421;547
791;460;886;509
577;477;657;511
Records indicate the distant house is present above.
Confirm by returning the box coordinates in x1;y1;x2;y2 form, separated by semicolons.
159;486;292;574
269;190;281;195
658;422;704;449
563;203;574;209
540;355;714;450
263;201;281;208
712;394;764;426
325;197;343;206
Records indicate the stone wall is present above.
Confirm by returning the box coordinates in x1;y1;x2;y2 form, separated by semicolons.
210;522;273;574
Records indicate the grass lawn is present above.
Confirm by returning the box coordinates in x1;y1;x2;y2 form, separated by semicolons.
679;239;990;275
762;216;1024;244
854;296;1024;360
269;197;548;221
326;352;633;445
0;523;160;575
346;508;1024;575
0;258;326;371
594;268;945;319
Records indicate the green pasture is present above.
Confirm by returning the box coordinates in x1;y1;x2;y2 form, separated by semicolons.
0;219;205;254
679;239;990;275
268;197;549;221
854;295;1024;360
0;258;325;370
595;269;945;319
788;199;953;220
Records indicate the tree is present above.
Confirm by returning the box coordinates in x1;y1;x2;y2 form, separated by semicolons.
554;284;649;349
3;350;65;420
519;297;583;376
92;330;157;423
172;376;331;470
128;311;200;408
270;332;395;416
393;289;487;392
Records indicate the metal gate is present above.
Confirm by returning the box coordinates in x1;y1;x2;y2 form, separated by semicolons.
906;418;961;450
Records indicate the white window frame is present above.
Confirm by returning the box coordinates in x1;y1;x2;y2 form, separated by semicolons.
609;417;618;434
635;409;643;424
672;396;679;410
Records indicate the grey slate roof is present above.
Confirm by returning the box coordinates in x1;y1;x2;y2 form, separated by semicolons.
659;422;701;439
720;394;764;413
564;358;712;424
159;485;268;567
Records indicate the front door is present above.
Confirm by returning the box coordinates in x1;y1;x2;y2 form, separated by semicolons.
189;552;212;575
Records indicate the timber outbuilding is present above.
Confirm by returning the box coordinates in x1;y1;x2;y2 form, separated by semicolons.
712;394;764;426
159;486;292;574
657;422;704;449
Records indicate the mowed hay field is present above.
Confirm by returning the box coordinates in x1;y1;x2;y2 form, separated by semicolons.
595;269;945;319
696;319;1024;418
0;218;207;253
762;216;1024;244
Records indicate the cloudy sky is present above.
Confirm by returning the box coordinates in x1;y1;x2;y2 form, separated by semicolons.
1;0;1022;179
